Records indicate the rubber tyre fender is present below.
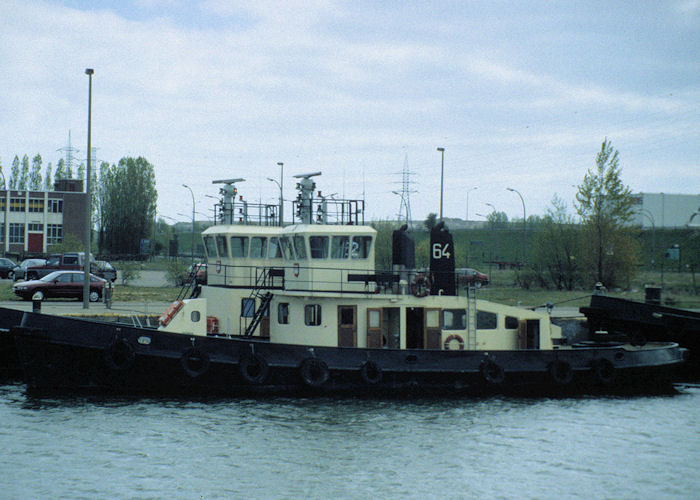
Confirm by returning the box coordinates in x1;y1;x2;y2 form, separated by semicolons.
360;360;382;385
238;354;269;384
592;358;616;385
549;360;574;385
480;359;505;385
300;358;330;387
104;338;135;371
180;347;210;378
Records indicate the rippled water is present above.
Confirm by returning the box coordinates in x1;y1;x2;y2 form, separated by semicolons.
1;382;699;499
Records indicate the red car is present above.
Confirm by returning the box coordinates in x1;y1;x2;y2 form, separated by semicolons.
456;268;490;287
13;270;106;302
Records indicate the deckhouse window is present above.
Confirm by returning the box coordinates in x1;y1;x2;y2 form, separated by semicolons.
216;235;228;257
203;236;216;258
309;236;329;259
293;235;307;259
304;304;322;326
505;316;519;330
250;237;267;259
351;236;372;259
278;303;289;324
443;309;466;330
269;237;283;259
241;298;255;318
230;236;249;258
331;236;350;259
477;310;497;330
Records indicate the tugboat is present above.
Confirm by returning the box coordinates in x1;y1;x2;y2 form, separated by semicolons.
8;173;687;396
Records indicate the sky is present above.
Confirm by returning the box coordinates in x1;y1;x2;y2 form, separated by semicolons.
1;0;698;225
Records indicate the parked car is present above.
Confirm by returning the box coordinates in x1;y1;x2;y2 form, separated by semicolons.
12;258;47;281
12;270;106;302
0;258;18;279
455;268;490;287
93;260;117;282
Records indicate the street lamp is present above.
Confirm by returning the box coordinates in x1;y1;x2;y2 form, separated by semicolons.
182;184;195;263
506;187;526;265
466;187;477;227
267;161;283;226
83;68;94;309
437;147;445;220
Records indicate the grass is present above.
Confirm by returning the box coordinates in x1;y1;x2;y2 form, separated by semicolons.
0;282;180;303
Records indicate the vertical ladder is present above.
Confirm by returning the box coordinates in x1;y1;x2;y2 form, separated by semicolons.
466;283;477;349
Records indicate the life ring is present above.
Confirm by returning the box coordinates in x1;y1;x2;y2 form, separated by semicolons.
159;300;184;326
592;358;616;384
549;360;573;385
480;359;505;385
300;358;329;387
410;273;431;298
238;354;269;384
104;338;135;371
443;334;465;350
180;347;210;378
360;360;382;385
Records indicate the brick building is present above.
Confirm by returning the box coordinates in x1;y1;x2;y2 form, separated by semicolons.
0;179;87;256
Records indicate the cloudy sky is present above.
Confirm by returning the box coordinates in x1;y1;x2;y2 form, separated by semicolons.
1;0;698;224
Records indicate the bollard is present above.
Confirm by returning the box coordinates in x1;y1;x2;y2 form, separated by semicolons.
32;299;41;313
104;281;113;309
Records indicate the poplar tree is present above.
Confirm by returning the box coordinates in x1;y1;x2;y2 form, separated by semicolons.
10;156;20;189
30;154;43;190
44;162;53;190
19;155;30;189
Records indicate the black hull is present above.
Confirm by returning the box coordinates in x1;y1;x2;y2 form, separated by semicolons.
10;310;687;397
580;295;700;376
0;307;26;378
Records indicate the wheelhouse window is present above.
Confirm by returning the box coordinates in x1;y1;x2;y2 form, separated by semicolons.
230;236;249;258
330;236;350;259
203;236;216;258
293;235;307;259
269;237;283;259
443;309;466;330
309;236;329;259
250;237;267;259
477;310;497;330
280;237;295;260
351;236;372;259
216;235;228;257
278;303;289;324
304;304;322;326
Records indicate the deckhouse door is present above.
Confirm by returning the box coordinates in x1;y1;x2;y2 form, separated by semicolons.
366;308;383;348
338;305;357;347
423;308;442;349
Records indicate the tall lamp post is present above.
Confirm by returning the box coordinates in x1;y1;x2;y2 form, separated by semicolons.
506;187;526;265
182;184;195;263
0;170;7;255
437;147;445;220
266;176;282;226
83;68;94;309
277;162;283;225
466;187;477;228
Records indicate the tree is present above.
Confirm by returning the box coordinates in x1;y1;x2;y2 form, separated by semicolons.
54;158;66;181
487;211;508;229
99;157;158;255
30;154;43;190
529;195;580;290
0;156;4;189
10;155;20;189
575;138;638;287
44;162;53;190
19;155;29;189
424;213;437;232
